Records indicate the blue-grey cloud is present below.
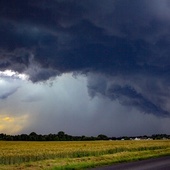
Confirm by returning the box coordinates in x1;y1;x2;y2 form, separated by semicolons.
87;73;170;117
89;81;169;116
0;87;19;100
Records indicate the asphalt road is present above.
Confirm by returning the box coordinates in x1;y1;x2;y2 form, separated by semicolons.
90;156;170;170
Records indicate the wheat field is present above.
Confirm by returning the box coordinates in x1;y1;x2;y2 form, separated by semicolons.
0;140;170;169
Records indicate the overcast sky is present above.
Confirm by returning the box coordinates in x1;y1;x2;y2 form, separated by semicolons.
0;0;170;137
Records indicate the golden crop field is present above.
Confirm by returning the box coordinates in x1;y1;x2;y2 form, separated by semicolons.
0;140;170;169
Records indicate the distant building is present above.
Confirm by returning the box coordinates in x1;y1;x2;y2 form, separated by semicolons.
134;137;140;140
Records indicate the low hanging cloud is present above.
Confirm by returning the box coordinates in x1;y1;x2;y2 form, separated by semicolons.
0;77;20;100
87;74;170;117
0;88;18;100
0;0;170;116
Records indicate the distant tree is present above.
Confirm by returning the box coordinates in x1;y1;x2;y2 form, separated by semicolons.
57;131;65;137
29;132;37;136
122;136;130;140
57;131;67;140
54;136;59;141
20;134;29;141
29;132;38;141
97;134;108;140
6;135;13;141
111;137;116;140
0;133;6;140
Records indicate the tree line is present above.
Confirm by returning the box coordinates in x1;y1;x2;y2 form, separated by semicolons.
0;131;169;141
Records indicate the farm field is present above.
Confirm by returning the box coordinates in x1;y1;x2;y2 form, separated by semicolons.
0;140;170;170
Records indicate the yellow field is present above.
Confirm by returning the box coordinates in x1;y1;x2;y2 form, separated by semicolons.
0;140;170;169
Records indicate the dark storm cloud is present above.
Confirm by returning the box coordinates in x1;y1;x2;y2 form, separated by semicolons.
0;0;170;116
87;75;169;116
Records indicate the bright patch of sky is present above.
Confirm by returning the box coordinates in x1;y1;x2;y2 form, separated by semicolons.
0;70;29;80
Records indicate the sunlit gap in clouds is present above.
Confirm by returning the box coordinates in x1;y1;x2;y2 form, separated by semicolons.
0;114;29;135
0;70;29;80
